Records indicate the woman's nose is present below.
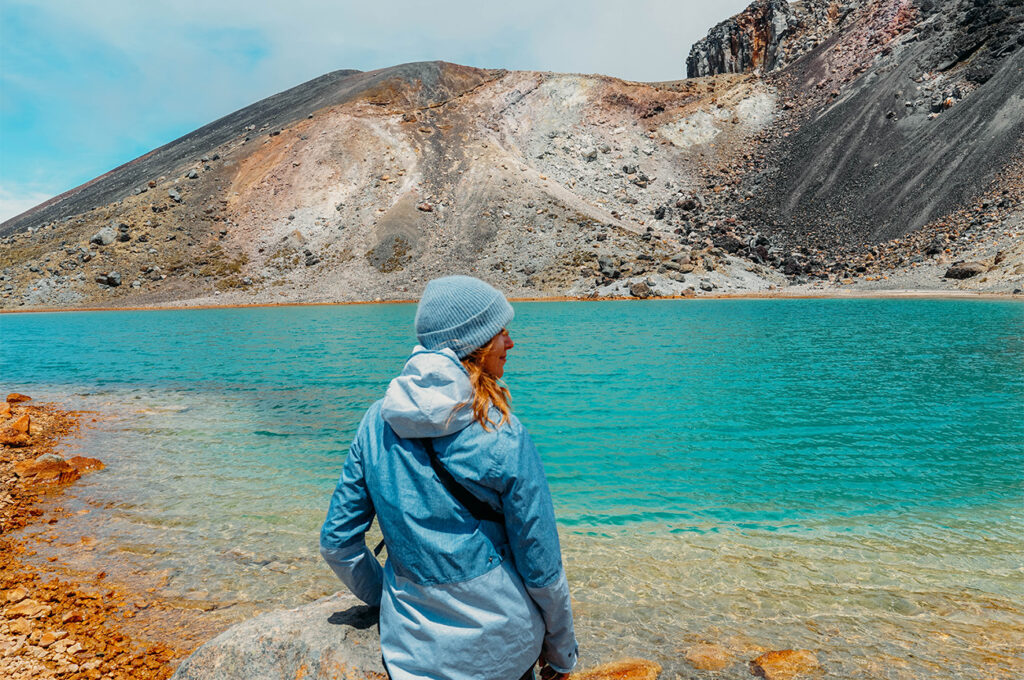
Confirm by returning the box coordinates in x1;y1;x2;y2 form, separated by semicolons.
505;334;514;350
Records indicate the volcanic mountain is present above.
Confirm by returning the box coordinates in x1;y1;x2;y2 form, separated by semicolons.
2;0;1022;309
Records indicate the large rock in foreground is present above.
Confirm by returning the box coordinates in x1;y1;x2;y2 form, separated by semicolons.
171;593;386;680
171;593;664;680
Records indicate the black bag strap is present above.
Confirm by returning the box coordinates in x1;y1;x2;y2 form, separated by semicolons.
422;437;504;525
373;437;503;557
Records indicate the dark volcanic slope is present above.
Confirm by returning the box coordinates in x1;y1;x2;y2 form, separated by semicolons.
0;62;502;237
747;0;1024;247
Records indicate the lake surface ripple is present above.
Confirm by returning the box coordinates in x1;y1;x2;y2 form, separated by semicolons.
2;299;1022;678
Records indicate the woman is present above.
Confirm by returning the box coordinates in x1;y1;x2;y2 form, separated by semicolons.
320;275;578;680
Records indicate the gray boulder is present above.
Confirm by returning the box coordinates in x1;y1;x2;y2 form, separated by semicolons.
925;235;947;255
944;261;986;279
597;256;619;279
90;227;116;246
629;281;652;299
170;593;384;680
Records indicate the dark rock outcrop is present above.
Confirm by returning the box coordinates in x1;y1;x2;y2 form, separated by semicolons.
944;261;987;279
686;0;794;77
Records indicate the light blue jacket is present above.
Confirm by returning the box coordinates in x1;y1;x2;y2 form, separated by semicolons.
320;346;578;680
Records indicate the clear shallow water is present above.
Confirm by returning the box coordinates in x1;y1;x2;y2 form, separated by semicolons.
2;300;1023;678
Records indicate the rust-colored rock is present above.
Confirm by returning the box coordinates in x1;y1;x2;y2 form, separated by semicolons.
0;401;11;418
39;630;65;647
61;610;84;623
575;658;662;680
6;393;32;403
0;431;31;447
6;597;52;618
68;456;106;473
0;401;197;680
8;617;33;635
5;585;29;602
685;643;733;671
13;455;81;484
750;649;820;679
10;413;31;434
0;413;33;446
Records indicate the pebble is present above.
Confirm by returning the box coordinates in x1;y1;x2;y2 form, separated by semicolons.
750;649;820;679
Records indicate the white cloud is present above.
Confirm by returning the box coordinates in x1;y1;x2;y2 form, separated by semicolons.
2;0;751;205
0;185;57;224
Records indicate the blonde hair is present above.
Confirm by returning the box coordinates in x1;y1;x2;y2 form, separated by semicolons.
456;338;511;431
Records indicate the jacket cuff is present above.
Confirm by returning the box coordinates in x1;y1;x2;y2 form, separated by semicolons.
526;570;578;672
545;658;575;675
320;543;383;607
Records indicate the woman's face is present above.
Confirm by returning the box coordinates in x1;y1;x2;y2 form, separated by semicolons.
481;329;513;378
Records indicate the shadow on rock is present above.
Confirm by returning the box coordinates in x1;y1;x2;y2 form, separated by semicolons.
327;605;379;630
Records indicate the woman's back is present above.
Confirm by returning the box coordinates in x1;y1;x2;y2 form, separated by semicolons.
320;276;577;680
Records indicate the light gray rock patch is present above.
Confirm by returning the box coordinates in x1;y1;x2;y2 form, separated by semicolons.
170;593;385;680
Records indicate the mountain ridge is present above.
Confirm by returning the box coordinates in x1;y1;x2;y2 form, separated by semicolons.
0;62;503;236
1;0;1021;309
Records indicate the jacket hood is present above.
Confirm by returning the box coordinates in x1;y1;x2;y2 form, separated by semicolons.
381;345;475;439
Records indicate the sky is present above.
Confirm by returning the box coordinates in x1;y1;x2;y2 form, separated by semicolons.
0;0;749;223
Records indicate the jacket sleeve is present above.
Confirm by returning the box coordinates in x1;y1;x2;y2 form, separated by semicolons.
319;436;383;607
494;423;578;673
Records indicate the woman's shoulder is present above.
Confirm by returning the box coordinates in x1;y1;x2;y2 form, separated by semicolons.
348;400;387;442
447;411;530;476
359;400;386;427
459;409;526;441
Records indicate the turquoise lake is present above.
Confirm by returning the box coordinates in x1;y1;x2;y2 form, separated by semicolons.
2;299;1022;678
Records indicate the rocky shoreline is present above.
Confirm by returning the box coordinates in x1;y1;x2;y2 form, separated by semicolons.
0;395;839;680
1;286;1021;317
165;592;818;680
0;395;206;680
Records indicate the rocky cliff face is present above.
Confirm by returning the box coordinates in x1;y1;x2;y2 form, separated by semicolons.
685;1;880;79
686;0;796;78
745;0;1024;247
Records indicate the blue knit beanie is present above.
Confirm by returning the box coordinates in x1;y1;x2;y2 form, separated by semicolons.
415;275;514;358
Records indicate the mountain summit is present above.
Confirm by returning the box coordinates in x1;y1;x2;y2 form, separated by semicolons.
2;0;1021;309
